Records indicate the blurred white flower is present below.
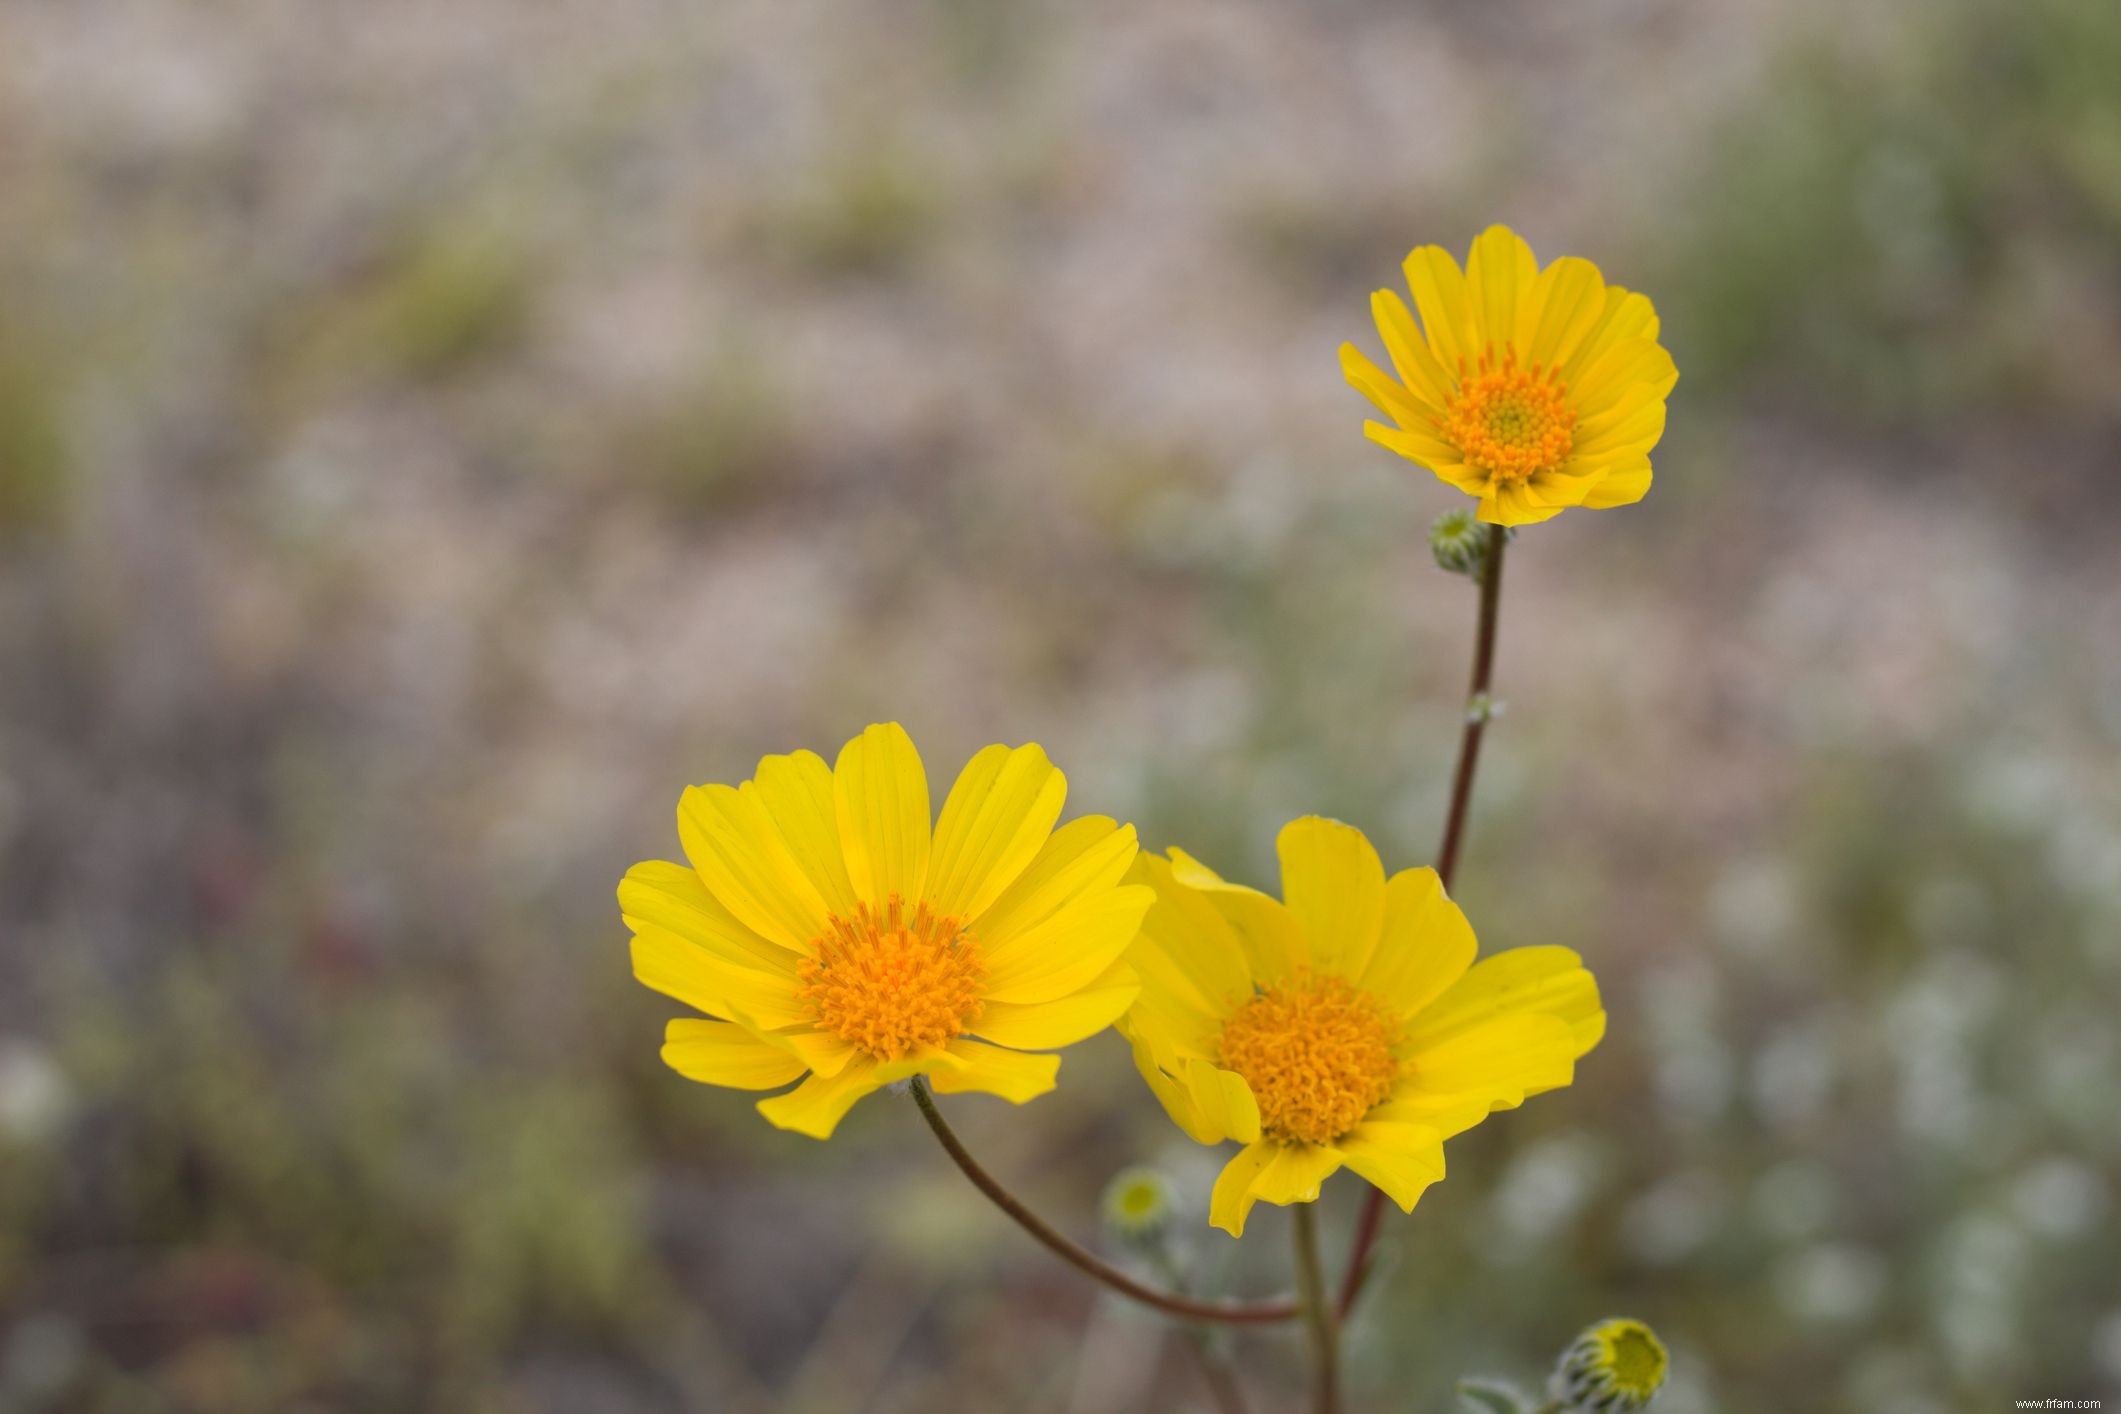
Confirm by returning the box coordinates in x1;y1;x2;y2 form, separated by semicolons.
2092;1309;2121;1385
1621;1172;1726;1267
1642;963;1733;1131
1845;1347;1947;1414
1708;858;1798;961
0;1043;71;1147
1749;1159;1839;1242
2009;1158;2108;1240
1489;1135;1604;1258
1752;1016;1839;1133
1774;1242;1887;1326
0;1314;85;1403
1932;1213;2027;1380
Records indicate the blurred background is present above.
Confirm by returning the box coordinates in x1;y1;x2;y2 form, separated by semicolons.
2;0;2118;1410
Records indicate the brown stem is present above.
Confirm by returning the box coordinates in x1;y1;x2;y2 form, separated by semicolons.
1336;522;1508;1319
1293;1205;1340;1414
909;1079;1298;1326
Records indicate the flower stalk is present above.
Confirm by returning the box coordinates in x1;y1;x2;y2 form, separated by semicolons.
1293;1204;1340;1414
1337;520;1509;1318
908;1078;1299;1325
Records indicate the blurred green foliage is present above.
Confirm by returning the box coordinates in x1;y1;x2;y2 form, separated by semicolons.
1673;0;2121;418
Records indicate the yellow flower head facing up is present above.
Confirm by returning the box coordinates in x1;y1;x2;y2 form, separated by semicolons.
621;723;1151;1139
1119;816;1605;1237
1340;224;1678;527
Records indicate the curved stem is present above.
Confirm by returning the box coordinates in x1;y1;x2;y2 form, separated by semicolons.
908;1078;1298;1325
1292;1205;1340;1414
1336;522;1508;1319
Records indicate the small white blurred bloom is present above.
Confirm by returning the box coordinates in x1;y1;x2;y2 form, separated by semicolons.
0;1043;71;1146
1773;1243;1886;1325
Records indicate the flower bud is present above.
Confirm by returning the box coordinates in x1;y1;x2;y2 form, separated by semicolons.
1100;1166;1176;1248
1548;1317;1668;1411
1429;508;1489;577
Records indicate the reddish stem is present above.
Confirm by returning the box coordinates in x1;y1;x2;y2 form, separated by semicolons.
911;1079;1299;1326
1336;522;1507;1318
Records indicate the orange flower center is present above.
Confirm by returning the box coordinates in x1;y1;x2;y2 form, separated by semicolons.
1216;973;1399;1145
798;895;985;1060
1439;345;1578;484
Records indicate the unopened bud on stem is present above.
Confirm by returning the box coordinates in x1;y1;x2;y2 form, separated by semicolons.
1430;508;1510;578
1548;1317;1668;1412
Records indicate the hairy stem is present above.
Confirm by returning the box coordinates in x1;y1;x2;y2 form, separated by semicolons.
1147;1248;1253;1414
909;1079;1298;1326
1293;1205;1340;1414
1337;521;1509;1318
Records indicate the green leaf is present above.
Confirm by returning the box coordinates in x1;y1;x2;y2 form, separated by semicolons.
1456;1378;1530;1414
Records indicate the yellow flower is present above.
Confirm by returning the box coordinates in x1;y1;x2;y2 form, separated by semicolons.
621;723;1150;1139
1341;224;1678;526
1119;816;1605;1236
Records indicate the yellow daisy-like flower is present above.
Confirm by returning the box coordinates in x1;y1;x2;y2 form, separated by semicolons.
621;723;1150;1139
1120;816;1604;1236
1340;224;1678;526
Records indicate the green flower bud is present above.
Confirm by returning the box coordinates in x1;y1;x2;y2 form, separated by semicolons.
1100;1166;1175;1248
1430;508;1488;577
1431;509;1515;579
1548;1318;1669;1412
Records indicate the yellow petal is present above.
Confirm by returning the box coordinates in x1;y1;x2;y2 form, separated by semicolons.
1342;345;1448;440
1276;816;1387;978
1336;1121;1447;1212
1369;290;1455;411
774;1026;860;1079
1405;1012;1580;1100
751;751;860;920
677;785;829;950
1364;420;1464;476
1367;1089;1495;1141
1573;404;1668;468
619;860;789;972
1401;245;1470;370
1357;866;1476;1019
1182;1058;1263;1144
1526;470;1598;510
1581;459;1652;509
926;743;1068;921
1165;846;1306;986
1130;852;1255;1016
1406;945;1604;1056
630;929;812;1029
977;816;1138;947
1128;1035;1225;1145
1120;967;1224;1063
928;1040;1061;1104
981;884;1153;1004
1520;255;1608;368
1569;338;1678;419
833;722;931;907
662;1018;808;1090
756;1056;886;1139
1465;225;1537;355
1249;1141;1345;1207
971;962;1139;1049
1478;481;1565;527
1561;286;1660;383
1209;1141;1277;1237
